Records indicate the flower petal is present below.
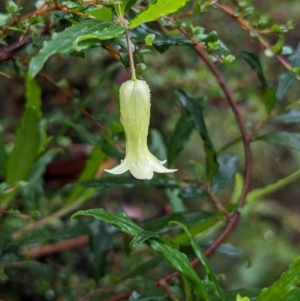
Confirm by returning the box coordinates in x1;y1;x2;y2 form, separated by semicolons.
130;162;154;180
148;153;177;174
105;161;129;175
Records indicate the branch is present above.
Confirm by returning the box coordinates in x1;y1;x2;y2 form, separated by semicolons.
0;35;33;62
181;28;252;207
216;2;293;72
155;25;253;285
22;235;88;258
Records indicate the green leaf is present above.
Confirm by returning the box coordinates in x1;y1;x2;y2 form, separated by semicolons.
22;148;60;210
129;0;190;29
6;0;18;13
77;175;177;190
231;173;243;204
213;243;247;260
172;219;220;245
147;239;210;301
282;289;300;301
263;86;277;113
272;109;300;124
66;147;106;205
166;188;186;212
240;51;276;112
29;20;125;78
257;256;300;301
171;221;224;301
179;186;207;199
86;7;113;21
212;153;238;194
261;131;300;151
72;208;209;300
240;51;267;86
144;210;217;233
0;131;7;178
151;35;194;46
175;89;218;181
88;220;114;283
246;169;300;202
130;230;160;249
182;274;193;301
4;76;42;206
145;33;156;46
276;43;300;101
130;230;178;250
124;257;163;279
132;33;194;53
149;129;167;161
167;111;193;166
71;208;143;236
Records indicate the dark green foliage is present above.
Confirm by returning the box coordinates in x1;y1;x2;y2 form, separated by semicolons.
29;20;125;78
1;0;300;300
167;111;193;166
261;132;300;151
175;90;219;181
240;51;276;112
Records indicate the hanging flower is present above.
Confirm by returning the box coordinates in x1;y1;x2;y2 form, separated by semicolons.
105;79;177;180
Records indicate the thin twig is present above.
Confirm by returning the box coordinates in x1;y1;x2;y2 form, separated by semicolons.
0;35;33;62
12;198;85;240
103;291;132;301
205;186;230;220
22;235;88;258
0;210;31;219
216;2;293;72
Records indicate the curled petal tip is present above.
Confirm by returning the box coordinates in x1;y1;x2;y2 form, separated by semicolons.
104;162;129;175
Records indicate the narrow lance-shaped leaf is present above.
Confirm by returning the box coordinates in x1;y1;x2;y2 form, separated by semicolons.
3;75;42;207
211;153;238;195
272;109;300;124
6;107;40;181
29;20;125;78
88;220;114;283
71;208;143;236
170;221;224;301
175;89;218;181
246;169;300;202
67;147;106;205
276;42;300;101
167;111;193;166
0;131;7;178
129;0;190;29
257;256;300;301
240;51;276;112
260;131;300;151
147;239;210;301
72;208;210;300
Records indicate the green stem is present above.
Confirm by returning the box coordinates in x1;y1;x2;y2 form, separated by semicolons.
125;29;136;80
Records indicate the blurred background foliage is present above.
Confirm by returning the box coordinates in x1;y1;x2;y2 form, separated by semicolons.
0;0;300;300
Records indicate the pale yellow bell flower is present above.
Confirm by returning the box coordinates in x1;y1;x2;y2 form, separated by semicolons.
105;79;177;180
